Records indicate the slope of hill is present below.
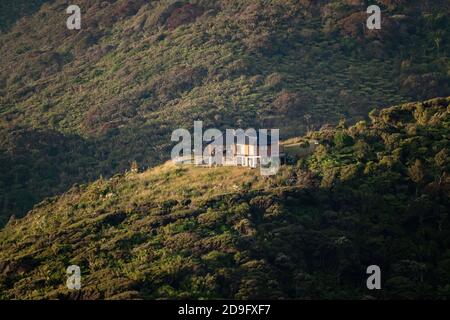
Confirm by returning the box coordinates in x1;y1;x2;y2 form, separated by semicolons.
0;0;49;32
1;0;449;223
1;97;448;299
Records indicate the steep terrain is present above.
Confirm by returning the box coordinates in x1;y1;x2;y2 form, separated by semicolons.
1;0;449;222
1;97;448;299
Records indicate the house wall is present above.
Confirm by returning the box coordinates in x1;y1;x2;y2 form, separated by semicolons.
248;144;257;156
235;143;258;156
202;141;285;167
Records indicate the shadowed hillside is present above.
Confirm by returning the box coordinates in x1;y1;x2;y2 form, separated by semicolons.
1;0;449;222
0;0;51;32
1;97;448;299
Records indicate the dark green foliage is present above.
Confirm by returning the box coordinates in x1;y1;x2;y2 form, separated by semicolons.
0;0;449;223
334;131;354;149
0;0;50;32
0;98;448;299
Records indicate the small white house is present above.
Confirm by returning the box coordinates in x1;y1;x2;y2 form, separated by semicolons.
203;131;284;168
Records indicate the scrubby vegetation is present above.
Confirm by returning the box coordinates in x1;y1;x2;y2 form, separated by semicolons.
1;0;449;222
0;98;448;299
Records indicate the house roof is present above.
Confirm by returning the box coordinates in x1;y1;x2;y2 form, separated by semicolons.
204;130;275;147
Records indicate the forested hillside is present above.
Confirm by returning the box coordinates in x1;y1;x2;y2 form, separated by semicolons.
1;0;449;223
1;98;448;299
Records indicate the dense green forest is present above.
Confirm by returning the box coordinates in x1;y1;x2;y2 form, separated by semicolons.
0;98;449;299
1;0;449;223
0;0;50;32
